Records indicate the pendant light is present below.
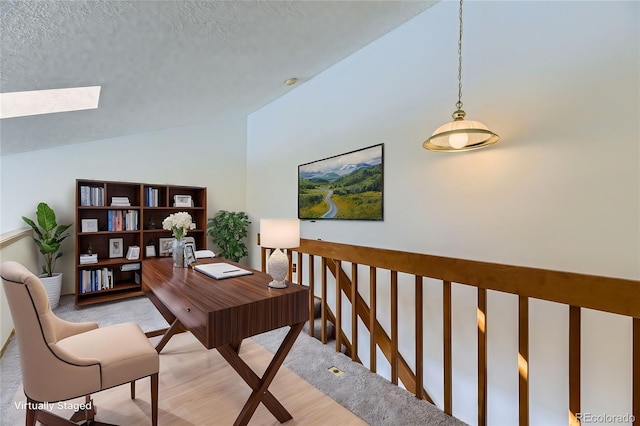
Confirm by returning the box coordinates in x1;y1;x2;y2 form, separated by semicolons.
423;0;499;152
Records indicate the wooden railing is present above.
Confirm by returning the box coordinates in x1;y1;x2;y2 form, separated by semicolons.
260;238;640;426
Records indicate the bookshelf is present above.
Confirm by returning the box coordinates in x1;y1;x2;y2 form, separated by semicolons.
75;179;207;306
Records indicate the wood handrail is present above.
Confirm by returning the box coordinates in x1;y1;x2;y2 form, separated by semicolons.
298;239;640;318
261;238;639;425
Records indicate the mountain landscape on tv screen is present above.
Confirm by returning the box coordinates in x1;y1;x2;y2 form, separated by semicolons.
298;147;383;220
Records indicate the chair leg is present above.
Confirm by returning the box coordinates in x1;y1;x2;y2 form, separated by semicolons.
151;373;158;426
25;397;37;426
131;380;136;399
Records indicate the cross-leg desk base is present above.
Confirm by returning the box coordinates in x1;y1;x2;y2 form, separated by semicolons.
154;320;304;426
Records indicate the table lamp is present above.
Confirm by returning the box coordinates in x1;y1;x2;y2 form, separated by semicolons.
260;218;300;288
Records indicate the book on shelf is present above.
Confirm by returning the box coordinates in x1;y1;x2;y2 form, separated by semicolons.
107;210;138;231
79;253;98;264
110;196;131;206
80;186;105;206
80;267;113;293
146;187;159;207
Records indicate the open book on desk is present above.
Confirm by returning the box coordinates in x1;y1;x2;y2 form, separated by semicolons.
194;262;253;280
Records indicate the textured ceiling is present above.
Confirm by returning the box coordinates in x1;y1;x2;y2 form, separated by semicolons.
0;0;437;155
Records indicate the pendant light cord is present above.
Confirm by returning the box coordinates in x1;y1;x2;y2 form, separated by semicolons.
456;0;464;111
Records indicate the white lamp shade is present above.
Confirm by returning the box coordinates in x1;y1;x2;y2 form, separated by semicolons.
424;119;499;152
260;219;300;249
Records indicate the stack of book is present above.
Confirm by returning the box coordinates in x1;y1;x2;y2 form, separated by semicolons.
111;196;131;206
79;254;98;264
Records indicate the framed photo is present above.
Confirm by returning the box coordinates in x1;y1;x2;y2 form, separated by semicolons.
109;238;124;258
126;245;140;260
81;218;98;233
298;143;383;220
174;195;193;207
145;244;156;257
184;244;197;267
183;236;196;250
158;238;174;257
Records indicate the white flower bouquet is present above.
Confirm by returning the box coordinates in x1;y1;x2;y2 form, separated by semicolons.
162;212;195;240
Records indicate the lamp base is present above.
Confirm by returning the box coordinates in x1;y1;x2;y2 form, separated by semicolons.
268;279;288;289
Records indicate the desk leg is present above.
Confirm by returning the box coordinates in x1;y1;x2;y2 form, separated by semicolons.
217;322;305;426
155;318;184;353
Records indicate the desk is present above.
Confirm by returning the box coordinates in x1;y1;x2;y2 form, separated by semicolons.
142;257;309;426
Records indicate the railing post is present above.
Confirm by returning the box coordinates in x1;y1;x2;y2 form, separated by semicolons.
321;257;328;344
391;270;398;385
415;275;424;400
633;317;639;426
351;263;359;362
519;296;529;426
444;280;452;415
308;255;315;337
335;260;342;353
370;266;377;374
569;306;581;426
478;288;487;426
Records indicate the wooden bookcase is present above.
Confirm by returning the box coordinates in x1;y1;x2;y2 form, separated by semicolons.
75;179;207;306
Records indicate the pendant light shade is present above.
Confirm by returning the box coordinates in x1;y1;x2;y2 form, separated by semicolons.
423;108;499;152
424;0;499;152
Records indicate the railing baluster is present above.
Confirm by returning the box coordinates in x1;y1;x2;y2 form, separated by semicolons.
444;280;452;415
519;296;529;426
634;317;639;426
308;255;315;337
321;257;328;344
415;275;424;400
478;287;487;426
336;260;342;353
370;266;377;373
391;270;398;385
569;306;581;426
352;263;359;362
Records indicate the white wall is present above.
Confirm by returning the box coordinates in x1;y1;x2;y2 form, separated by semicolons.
1;117;248;296
247;2;639;425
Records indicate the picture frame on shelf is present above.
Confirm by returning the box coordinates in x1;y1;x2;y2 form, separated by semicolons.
158;238;174;256
81;218;99;233
174;195;193;207
126;245;140;260
184;244;197;267
145;244;156;257
109;238;124;258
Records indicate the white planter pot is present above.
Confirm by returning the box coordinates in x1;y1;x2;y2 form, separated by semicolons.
38;273;63;310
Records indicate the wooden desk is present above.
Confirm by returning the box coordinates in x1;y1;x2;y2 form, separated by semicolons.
142;257;309;426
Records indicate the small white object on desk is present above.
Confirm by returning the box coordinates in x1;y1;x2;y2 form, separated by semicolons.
194;249;215;259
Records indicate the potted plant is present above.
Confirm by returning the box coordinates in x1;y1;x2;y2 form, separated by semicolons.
206;210;251;262
22;202;72;309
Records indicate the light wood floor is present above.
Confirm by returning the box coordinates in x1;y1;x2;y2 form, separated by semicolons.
45;332;366;425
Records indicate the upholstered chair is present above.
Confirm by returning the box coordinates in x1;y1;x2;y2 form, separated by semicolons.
0;261;159;425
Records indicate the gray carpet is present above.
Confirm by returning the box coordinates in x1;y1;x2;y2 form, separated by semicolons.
1;295;465;426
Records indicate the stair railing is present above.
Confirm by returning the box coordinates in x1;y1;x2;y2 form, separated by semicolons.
260;238;639;426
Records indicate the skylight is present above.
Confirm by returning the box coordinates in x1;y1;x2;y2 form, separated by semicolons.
0;86;101;119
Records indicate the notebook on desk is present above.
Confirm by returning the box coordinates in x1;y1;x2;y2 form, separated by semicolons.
194;262;253;280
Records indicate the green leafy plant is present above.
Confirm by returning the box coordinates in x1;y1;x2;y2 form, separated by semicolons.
22;202;72;277
207;210;251;262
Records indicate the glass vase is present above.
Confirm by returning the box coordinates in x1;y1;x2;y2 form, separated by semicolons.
172;238;185;268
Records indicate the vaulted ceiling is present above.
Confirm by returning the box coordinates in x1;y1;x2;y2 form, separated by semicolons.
0;0;437;155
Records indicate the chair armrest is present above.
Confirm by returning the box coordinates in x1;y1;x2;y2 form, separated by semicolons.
52;315;99;341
